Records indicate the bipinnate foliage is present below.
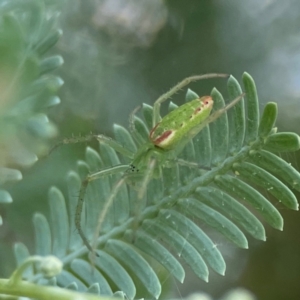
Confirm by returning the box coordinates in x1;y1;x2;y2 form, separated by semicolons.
0;0;63;215
10;73;300;300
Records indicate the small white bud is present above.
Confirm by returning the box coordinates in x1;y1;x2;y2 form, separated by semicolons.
40;255;63;277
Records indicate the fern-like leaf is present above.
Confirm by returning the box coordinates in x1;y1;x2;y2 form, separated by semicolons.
0;0;63;213
14;73;300;299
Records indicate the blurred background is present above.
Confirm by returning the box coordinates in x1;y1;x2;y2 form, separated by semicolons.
1;0;300;299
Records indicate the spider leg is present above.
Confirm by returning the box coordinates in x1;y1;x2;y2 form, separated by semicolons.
175;158;211;170
75;164;130;255
90;159;154;251
48;134;94;155
152;73;229;127
90;159;156;259
91;176;127;252
131;158;156;239
128;105;145;145
49;133;134;159
96;134;135;158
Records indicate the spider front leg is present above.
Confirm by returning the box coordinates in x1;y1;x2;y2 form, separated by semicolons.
152;73;229;127
49;132;134;159
91;175;128;252
91;158;156;249
175;158;210;170
128;105;145;145
129;157;157;240
75;164;129;255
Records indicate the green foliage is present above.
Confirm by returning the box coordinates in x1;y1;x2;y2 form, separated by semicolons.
0;0;63;208
1;2;300;300
8;74;300;299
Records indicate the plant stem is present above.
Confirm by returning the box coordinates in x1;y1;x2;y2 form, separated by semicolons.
0;278;114;300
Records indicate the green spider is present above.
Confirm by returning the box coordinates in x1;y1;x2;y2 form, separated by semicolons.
56;73;244;255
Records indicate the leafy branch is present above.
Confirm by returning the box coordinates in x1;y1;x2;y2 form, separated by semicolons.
7;73;300;299
0;0;63;212
0;255;114;300
1;2;300;300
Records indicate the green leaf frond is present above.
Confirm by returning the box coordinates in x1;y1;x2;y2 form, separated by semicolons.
14;73;300;299
0;0;63;211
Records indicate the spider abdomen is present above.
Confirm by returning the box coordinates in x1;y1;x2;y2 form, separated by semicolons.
149;96;213;149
